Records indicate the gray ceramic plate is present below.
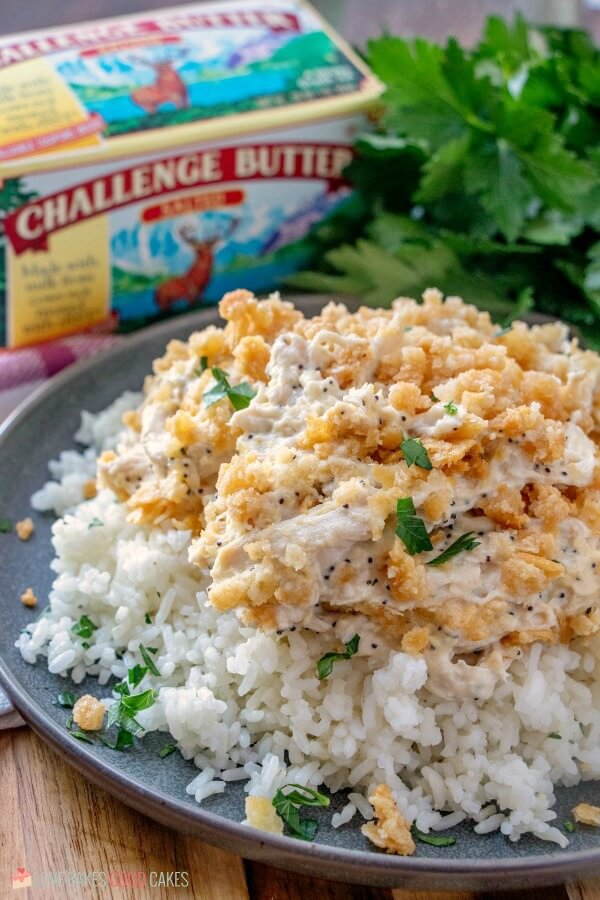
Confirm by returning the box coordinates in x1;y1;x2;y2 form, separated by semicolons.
0;299;599;890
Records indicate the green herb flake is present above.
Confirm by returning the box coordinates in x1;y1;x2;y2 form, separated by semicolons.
68;729;94;744
443;401;458;416
395;497;433;556
139;644;160;676
564;821;576;834
128;664;148;688
0;517;12;533
159;743;177;759
203;367;256;411
412;825;456;847
426;532;481;567
272;784;330;841
194;356;209;376
99;728;134;751
430;392;440;402
56;691;77;708
317;634;360;680
87;517;104;529
400;437;432;470
548;732;562;740
144;613;153;625
71;615;98;639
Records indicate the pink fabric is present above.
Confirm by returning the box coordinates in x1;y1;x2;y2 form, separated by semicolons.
0;334;122;391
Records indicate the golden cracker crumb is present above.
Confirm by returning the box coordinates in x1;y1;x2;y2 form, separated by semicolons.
15;518;34;541
245;796;284;835
361;784;415;856
573;803;600;826
72;695;105;731
20;587;38;608
82;479;97;500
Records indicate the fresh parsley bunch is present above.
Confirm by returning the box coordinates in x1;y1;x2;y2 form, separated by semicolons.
292;17;600;347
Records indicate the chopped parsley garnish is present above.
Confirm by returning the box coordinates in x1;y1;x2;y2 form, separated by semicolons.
194;355;209;376
412;825;456;847
128;664;148;688
68;730;94;744
443;401;458;416
87;517;104;529
139;644;160;676
564;821;576;834
400;437;432;470
426;532;481;566
548;732;562;740
56;691;77;708
430;392;440;402
106;687;157;737
99;728;134;751
395;498;433;556
71;615;98;639
144;613;153;625
0;517;12;533
203;367;256;411
317;634;360;680
272;784;330;841
159;743;177;759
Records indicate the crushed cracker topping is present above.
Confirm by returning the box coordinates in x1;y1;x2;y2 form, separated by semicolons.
72;694;105;731
15;518;34;541
245;796;284;835
82;479;98;500
572;803;600;826
361;784;415;856
20;587;37;608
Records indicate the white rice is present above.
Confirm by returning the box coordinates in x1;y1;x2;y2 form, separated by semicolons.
18;394;600;849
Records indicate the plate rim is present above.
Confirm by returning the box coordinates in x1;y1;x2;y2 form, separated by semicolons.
1;302;599;888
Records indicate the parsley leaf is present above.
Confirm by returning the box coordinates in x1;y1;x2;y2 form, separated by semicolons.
317;635;360;680
128;664;148;688
395;498;433;556
71;615;97;639
443;401;458;415
401;437;432;470
194;356;209;376
272;784;330;841
99;728;134;751
426;532;481;566
139;644;160;677
144;613;153;625
87;517;104;529
203;367;256;411
56;691;77;708
106;687;157;737
548;732;562;740
412;825;456;847
0;517;12;533
68;730;94;744
564;821;576;834
159;743;177;759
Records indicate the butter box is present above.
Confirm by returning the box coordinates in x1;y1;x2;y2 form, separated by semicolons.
0;0;381;348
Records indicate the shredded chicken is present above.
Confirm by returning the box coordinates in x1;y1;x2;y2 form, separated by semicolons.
96;289;600;701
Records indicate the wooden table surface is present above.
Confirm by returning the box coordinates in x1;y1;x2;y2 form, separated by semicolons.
2;1;600;897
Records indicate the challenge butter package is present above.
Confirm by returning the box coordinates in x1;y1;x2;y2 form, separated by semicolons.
0;0;381;349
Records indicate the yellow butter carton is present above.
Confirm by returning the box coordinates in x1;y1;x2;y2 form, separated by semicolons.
0;0;381;348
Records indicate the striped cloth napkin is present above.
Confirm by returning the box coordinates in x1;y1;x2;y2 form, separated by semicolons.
0;332;122;727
